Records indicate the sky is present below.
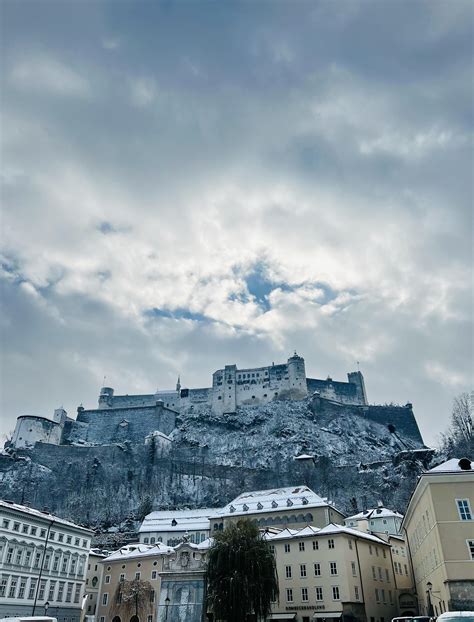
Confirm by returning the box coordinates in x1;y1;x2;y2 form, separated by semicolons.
1;0;472;446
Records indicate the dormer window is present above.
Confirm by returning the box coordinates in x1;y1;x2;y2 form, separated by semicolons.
287;499;293;507
302;497;308;505
272;501;278;508
171;519;178;527
229;505;236;513
257;502;263;510
242;504;249;511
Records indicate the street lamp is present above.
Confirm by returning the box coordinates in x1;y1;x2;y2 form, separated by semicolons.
165;596;170;621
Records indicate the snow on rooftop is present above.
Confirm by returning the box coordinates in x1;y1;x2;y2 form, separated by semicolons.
139;508;218;533
0;499;92;533
103;542;174;562
427;458;473;474
220;485;329;517
345;507;403;521
264;523;389;545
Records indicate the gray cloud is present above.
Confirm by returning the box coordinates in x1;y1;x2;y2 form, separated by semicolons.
1;0;472;445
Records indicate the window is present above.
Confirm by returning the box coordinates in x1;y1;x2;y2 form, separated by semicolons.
66;535;72;544
148;617;153;622
48;581;56;600
369;544;373;555
15;549;23;565
13;522;20;532
315;586;323;601
105;575;111;584
330;561;337;575
375;588;380;603
31;526;37;536
389;589;393;604
119;574;125;582
313;540;319;550
355;585;360;600
332;586;340;600
38;579;47;600
375;547;379;557
285;565;292;579
299;541;305;552
28;578;38;600
66;582;73;602
58;533;64;542
348;539;353;550
8;576;18;598
100;617;105;622
378;567;383;581
135;572;141;580
102;592;108;605
300;564;307;578
404;564;409;575
0;577;8;598
383;549;387;558
40;528;46;538
61;557;68;573
467;540;474;560
151;570;157;579
71;557;77;574
284;543;291;553
457;499;472;521
302;587;308;601
44;553;50;570
74;584;81;603
351;561;357;576
314;562;321;576
381;588;386;603
22;524;29;534
150;590;155;603
372;566;377;580
53;554;60;571
2;519;9;528
6;547;14;564
328;538;335;549
286;588;293;602
75;537;80;545
385;568;390;582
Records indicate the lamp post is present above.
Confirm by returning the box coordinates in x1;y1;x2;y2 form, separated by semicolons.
165;596;170;621
426;582;434;617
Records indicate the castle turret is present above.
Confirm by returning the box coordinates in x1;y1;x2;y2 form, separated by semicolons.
98;386;114;408
176;376;181;393
287;352;308;398
53;407;67;425
347;371;368;405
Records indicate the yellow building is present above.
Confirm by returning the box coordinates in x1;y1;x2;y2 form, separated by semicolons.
265;523;399;622
402;457;474;614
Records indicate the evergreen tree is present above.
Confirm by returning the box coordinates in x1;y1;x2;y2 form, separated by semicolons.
205;520;279;621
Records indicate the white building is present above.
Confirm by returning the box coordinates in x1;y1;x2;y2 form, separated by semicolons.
139;509;219;546
0;499;93;622
345;504;403;536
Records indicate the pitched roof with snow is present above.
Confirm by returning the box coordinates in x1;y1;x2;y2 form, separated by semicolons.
219;485;331;517
345;507;403;521
427;458;473;474
264;523;389;545
103;542;174;562
0;499;93;533
139;508;218;534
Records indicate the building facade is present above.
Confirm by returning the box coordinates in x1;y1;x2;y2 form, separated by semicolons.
139;509;218;546
82;549;107;622
402;457;474;613
265;523;398;622
0;499;93;622
345;505;403;536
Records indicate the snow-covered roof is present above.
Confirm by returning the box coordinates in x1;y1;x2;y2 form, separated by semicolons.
139;508;218;534
0;500;93;533
219;485;330;517
264;523;389;546
427;458;473;474
345;507;403;521
103;542;174;562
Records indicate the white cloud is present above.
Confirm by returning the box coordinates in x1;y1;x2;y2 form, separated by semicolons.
9;55;90;97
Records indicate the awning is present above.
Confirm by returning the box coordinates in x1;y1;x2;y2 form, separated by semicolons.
312;614;342;619
268;615;297;620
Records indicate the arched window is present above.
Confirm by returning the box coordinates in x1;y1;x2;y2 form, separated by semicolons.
112;617;121;622
130;616;139;622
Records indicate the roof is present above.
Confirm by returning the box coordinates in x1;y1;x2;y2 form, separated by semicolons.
427;457;473;474
0;499;93;533
103;542;174;562
263;523;390;546
345;507;403;521
219;485;332;517
139;508;218;533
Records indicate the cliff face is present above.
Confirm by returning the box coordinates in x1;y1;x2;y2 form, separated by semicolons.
0;396;431;539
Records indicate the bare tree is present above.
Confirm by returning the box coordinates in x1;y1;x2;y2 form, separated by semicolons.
440;393;473;457
111;579;154;620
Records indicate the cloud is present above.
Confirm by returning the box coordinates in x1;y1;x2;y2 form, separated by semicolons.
0;0;472;445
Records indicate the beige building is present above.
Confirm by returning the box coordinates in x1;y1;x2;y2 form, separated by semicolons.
265;523;399;622
0;499;93;622
220;485;345;530
82;549;107;621
95;539;209;622
402;457;474;614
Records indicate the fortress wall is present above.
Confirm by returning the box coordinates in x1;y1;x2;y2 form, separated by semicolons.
12;416;62;449
71;404;176;444
107;394;156;408
307;378;363;405
363;404;424;445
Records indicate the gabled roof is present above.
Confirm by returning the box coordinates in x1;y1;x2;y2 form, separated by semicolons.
263;523;389;545
345;507;403;521
427;457;473;474
139;508;219;533
219;485;332;517
103;542;174;561
0;500;93;533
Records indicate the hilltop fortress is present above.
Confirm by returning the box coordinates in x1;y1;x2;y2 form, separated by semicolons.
9;353;422;451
